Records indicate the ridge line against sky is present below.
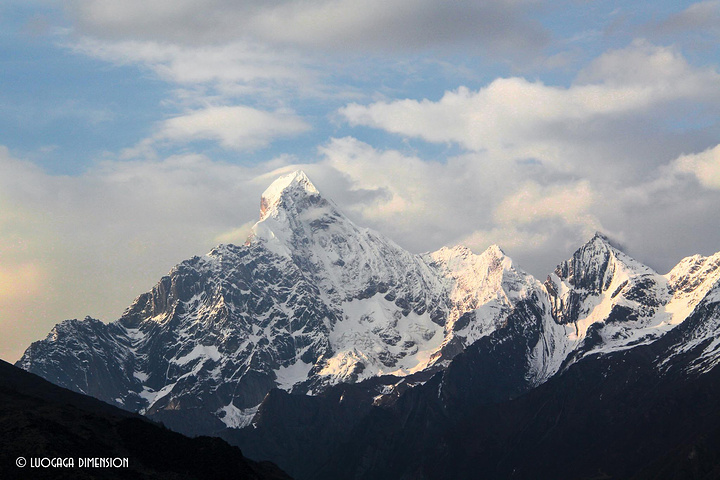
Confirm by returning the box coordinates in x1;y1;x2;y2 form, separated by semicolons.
1;0;719;362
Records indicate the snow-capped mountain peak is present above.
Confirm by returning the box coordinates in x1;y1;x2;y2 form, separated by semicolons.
661;252;720;330
259;170;321;221
552;232;654;294
428;243;530;306
541;232;675;372
249;170;346;259
424;243;543;359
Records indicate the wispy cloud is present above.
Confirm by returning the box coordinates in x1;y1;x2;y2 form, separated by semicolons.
70;37;320;98
652;1;720;36
152;105;311;151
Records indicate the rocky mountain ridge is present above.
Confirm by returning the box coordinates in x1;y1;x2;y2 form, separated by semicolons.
17;171;720;439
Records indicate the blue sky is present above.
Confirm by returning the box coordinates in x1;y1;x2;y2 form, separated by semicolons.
1;0;720;362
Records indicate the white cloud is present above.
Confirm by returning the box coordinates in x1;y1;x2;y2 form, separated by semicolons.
460;227;549;253
342;78;663;151
152;105;311;151
315;137;505;248
339;41;720;165
311;134;720;282
494;180;599;230
576;39;720;91
313;137;607;272
672;144;720;189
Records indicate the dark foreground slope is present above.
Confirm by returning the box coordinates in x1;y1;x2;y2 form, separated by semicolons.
426;345;720;480
0;359;290;480
230;305;720;480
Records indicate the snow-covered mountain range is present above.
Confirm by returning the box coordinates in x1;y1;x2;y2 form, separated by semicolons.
17;171;720;438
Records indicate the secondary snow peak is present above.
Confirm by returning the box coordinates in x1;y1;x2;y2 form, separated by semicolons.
484;244;507;259
556;231;629;286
